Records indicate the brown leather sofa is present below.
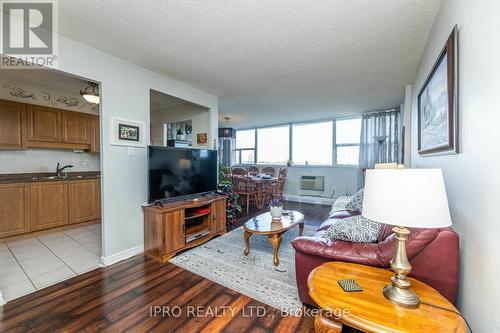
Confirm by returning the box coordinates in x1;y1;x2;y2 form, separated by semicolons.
292;209;460;306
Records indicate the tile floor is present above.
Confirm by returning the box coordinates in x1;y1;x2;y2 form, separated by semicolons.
0;224;101;302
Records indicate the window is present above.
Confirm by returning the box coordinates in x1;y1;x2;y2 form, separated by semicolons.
257;126;290;164
292;121;333;165
235;129;255;164
233;117;362;167
335;118;362;165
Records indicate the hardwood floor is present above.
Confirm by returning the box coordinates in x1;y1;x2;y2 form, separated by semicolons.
0;201;359;333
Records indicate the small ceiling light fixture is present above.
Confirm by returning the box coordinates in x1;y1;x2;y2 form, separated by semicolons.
80;82;100;104
219;117;235;139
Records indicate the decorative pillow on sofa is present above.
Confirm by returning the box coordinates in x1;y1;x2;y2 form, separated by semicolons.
345;188;364;212
323;215;382;243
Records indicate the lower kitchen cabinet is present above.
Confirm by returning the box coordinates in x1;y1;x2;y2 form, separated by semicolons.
0;178;101;239
0;183;30;238
30;181;69;231
69;179;101;224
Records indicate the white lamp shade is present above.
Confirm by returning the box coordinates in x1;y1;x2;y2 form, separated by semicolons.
362;169;452;228
82;94;100;104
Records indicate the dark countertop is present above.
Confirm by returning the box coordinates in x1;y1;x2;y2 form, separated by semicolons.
0;171;101;184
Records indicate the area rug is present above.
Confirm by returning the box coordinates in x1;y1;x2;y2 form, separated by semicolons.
169;224;316;313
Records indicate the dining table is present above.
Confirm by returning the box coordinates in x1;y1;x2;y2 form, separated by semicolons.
232;175;278;210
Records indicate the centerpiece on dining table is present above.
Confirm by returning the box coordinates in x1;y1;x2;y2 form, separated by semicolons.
269;199;283;219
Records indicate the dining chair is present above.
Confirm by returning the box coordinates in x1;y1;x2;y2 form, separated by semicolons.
261;167;278;204
272;167;287;200
248;165;259;176
278;167;288;178
231;167;248;177
273;176;286;200
262;166;276;176
231;173;256;215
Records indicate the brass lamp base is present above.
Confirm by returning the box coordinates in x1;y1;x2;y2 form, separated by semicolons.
383;226;420;309
383;281;420;308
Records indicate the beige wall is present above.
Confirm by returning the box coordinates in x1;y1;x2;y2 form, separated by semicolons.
284;166;358;205
21;32;219;263
410;1;500;331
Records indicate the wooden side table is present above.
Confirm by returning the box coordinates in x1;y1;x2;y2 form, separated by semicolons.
308;262;466;333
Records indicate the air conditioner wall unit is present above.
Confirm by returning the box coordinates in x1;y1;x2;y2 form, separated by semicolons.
299;175;325;191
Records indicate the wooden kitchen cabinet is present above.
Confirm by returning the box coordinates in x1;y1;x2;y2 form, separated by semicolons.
1;99;100;151
0;100;27;149
68;179;101;224
26;104;62;143
90;114;100;153
62;111;91;145
0;183;30;238
29;181;69;231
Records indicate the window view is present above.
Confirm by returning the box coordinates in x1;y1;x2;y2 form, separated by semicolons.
240;150;255;164
335;118;362;165
257;126;290;164
236;129;255;149
336;146;360;165
234;117;361;166
292;121;333;165
235;129;255;164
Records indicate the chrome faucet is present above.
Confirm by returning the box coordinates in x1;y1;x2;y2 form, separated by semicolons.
56;163;74;178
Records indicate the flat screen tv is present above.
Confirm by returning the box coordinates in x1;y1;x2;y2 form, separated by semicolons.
148;146;218;203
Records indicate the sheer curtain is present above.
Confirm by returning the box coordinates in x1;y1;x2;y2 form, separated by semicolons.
358;109;400;187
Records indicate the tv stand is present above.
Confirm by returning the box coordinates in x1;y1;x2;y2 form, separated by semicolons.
143;194;227;263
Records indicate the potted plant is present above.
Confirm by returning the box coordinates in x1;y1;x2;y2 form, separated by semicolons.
269;199;283;220
220;184;241;230
218;163;241;230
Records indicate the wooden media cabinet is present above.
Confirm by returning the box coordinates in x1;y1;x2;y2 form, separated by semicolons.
143;194;227;263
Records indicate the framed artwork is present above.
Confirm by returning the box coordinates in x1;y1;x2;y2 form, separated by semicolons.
197;133;208;145
118;124;139;142
418;25;459;156
110;117;146;147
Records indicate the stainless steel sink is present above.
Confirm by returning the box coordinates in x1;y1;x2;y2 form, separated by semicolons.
41;176;68;180
27;174;93;182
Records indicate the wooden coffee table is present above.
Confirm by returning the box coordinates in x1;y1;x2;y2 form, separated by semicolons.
243;210;304;266
308;262;467;333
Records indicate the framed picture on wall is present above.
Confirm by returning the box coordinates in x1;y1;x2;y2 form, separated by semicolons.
118;124;140;141
417;25;459;156
110;117;146;147
197;133;208;145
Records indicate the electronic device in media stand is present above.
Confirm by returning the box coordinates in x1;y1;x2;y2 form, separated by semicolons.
186;229;210;243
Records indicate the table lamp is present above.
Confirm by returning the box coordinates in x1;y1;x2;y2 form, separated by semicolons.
362;169;452;308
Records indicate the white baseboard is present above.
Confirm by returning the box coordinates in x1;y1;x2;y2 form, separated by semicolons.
100;244;144;267
0;289;6;306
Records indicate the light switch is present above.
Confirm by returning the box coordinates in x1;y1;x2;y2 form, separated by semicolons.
127;147;136;156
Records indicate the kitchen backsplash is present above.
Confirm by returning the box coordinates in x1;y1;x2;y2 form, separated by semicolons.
0;149;100;174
